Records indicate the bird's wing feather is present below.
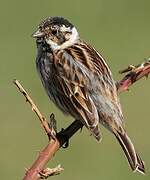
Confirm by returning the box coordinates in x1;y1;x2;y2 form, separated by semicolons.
67;42;124;127
53;41;123;138
53;48;101;141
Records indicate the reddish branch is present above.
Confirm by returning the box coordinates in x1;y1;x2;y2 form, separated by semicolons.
14;59;150;180
22;120;83;180
117;60;150;92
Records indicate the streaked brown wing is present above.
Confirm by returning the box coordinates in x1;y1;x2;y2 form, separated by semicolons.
53;49;101;141
67;42;122;106
53;40;123;139
68;42;124;125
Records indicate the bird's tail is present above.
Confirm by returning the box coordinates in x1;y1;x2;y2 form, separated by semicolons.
114;130;145;174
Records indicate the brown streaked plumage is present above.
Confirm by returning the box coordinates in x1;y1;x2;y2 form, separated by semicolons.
32;16;145;174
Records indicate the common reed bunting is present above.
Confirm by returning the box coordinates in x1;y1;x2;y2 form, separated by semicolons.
32;16;145;174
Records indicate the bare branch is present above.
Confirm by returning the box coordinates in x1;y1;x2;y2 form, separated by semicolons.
23;140;60;180
117;59;150;92
22;120;82;180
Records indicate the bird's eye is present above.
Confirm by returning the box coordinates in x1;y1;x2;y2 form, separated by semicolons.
51;30;57;35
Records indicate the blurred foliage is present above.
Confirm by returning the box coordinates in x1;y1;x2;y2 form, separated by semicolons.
0;0;150;179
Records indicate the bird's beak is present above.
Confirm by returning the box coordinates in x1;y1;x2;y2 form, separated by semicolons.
32;29;45;38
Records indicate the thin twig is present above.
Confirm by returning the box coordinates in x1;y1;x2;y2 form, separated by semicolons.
13;80;54;140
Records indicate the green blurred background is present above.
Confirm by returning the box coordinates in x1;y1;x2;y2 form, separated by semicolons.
0;0;150;179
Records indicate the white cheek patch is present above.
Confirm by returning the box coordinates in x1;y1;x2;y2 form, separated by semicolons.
60;27;79;49
45;27;79;51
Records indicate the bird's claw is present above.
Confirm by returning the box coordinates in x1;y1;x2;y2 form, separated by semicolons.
58;128;70;148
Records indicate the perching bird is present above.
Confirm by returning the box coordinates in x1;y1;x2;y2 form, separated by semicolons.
32;16;145;174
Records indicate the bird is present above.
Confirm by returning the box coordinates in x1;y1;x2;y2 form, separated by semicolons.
32;16;145;174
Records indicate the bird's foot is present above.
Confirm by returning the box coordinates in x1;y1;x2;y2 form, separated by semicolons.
60;128;69;148
56;128;70;148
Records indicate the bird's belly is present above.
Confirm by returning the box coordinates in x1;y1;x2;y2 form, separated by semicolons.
36;56;77;117
44;78;79;118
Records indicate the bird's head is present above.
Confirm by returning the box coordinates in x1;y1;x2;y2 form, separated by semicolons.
32;16;79;50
